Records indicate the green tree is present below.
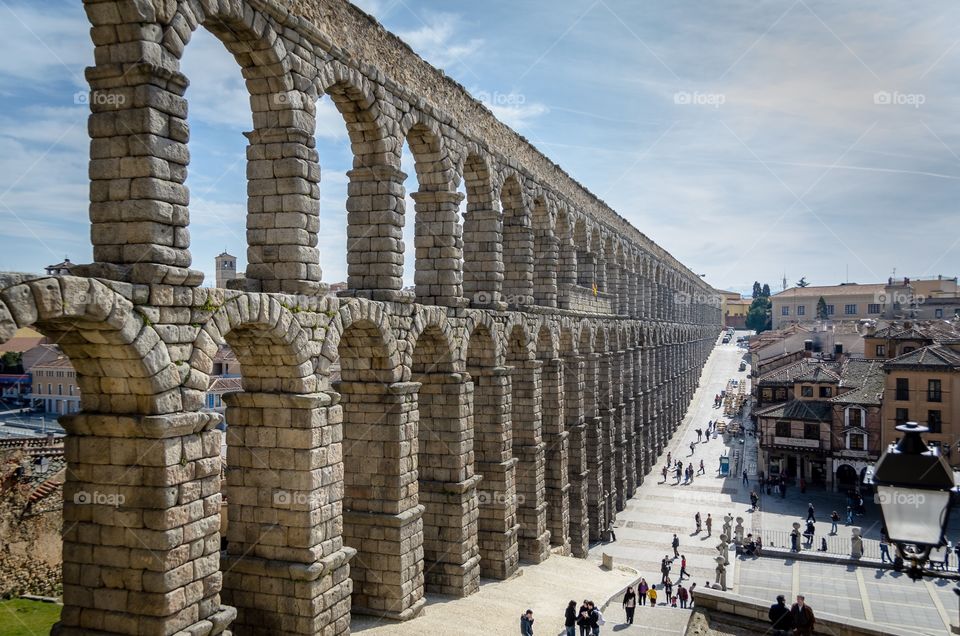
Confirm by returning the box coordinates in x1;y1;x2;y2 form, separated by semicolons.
761;283;771;298
752;281;762;298
745;295;772;333
816;296;829;320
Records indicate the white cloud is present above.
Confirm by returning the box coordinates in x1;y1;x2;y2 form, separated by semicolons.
397;13;483;69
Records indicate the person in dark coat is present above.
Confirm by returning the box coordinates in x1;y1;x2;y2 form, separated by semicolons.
565;600;578;636
621;586;637;624
520;609;534;636
768;594;793;636
576;601;591;636
790;595;816;636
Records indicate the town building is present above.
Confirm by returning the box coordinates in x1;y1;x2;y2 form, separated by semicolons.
30;352;81;416
771;276;960;329
43;258;74;276
215;251;240;289
754;357;885;491
719;290;750;329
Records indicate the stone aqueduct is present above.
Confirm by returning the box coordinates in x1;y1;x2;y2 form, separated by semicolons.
0;0;722;634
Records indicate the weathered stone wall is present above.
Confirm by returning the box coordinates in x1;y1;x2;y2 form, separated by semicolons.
0;1;724;634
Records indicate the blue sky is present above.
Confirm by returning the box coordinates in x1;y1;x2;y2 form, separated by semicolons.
0;0;958;296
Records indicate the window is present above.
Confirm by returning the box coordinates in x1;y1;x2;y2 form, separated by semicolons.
776;421;791;437
826;304;835;315
935;308;944;318
782;306;790;316
895;407;909;425
819;386;832;398
847;408;862;428
868;303;881;314
849;434;865;451
775;388;788;401
801;385;814;397
47;383;51;394
844;304;857;315
797;305;806;316
804;423;820;440
928;379;942;402
902;346;915;354
68;386;73;396
875;344;886;357
895;378;909;401
58;384;62;395
928;410;943;433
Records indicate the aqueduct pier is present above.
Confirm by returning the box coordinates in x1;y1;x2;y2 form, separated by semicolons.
0;0;722;634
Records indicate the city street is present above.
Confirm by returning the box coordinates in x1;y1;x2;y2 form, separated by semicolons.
591;331;956;634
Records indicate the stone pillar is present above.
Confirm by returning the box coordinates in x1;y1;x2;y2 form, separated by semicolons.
56;412;235;636
610;351;627;512
563;355;589;558
541;358;570;553
596;352;616;525
583;353;605;540
622;347;637;500
245;126;322;295
337;380;425;620
511;359;550;563
472;367;520;579
463;205;505;309
577;251;595;289
631;346;646;483
345;165;407;300
416;372;481;596
221;392;352;635
533;232;559;308
85;63;203;286
502;216;534;307
412;191;466;307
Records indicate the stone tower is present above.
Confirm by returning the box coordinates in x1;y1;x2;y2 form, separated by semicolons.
215;251;237;289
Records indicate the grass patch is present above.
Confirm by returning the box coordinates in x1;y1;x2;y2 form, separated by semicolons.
0;598;61;636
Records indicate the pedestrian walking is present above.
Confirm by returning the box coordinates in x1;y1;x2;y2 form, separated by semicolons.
605;522;617;542
879;535;892;563
695;511;702;533
698;459;705;475
660;556;671;583
520;609;535;636
803;520;815;547
564;601;577;636
672;533;680;558
706;513;713;536
768;594;793;636
648;585;658;607
689;582;696;608
577;601;591;636
664;576;673;599
588;601;604;636
830;510;839;534
675;464;682;484
661;465;668;483
742;469;749;485
679;554;690;580
622;587;636;625
678;584;689;608
790;526;800;552
689;441;696;456
806;503;815;522
638;578;649;606
696;428;703;442
667;451;672;466
790;595;816;636
845;506;854;524
750;490;759;510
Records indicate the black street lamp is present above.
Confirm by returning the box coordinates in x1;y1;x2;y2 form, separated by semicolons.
872;422;955;580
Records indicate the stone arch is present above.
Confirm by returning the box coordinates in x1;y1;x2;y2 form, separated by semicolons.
590;228;606;292
0;277;180;415
324;302;403;384
399;116;463;306
536;320;567;551
500;174;533;307
407;307;461;373
461;151;502;307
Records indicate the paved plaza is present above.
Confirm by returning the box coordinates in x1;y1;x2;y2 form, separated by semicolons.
593;331;959;634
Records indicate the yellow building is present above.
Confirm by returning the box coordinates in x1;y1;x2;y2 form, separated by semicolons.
719;290;750;328
881;343;960;466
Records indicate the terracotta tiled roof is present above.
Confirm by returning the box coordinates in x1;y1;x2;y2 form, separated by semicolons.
755;399;833;422
883;344;960;370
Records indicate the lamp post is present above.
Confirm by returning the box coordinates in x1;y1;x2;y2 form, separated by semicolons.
871;422;955;581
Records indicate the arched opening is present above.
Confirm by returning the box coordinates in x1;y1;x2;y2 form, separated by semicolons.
574;218;593;290
555;210;575;309
466;321;519;579
501;176;533;307
532;199;557;307
401;123;463;307
561;325;589;557
590;229;606;293
461;153;502;307
411;324;480;596
335;317;424;620
836;464;858;492
507;323;549;563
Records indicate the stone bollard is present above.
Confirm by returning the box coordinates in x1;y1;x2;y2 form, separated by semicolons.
715;556;727;591
851;528;864;559
602;553;614;570
734;517;745;545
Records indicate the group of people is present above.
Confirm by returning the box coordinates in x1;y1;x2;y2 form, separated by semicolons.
559;600;605;636
768;594;816;636
694;511;713;535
